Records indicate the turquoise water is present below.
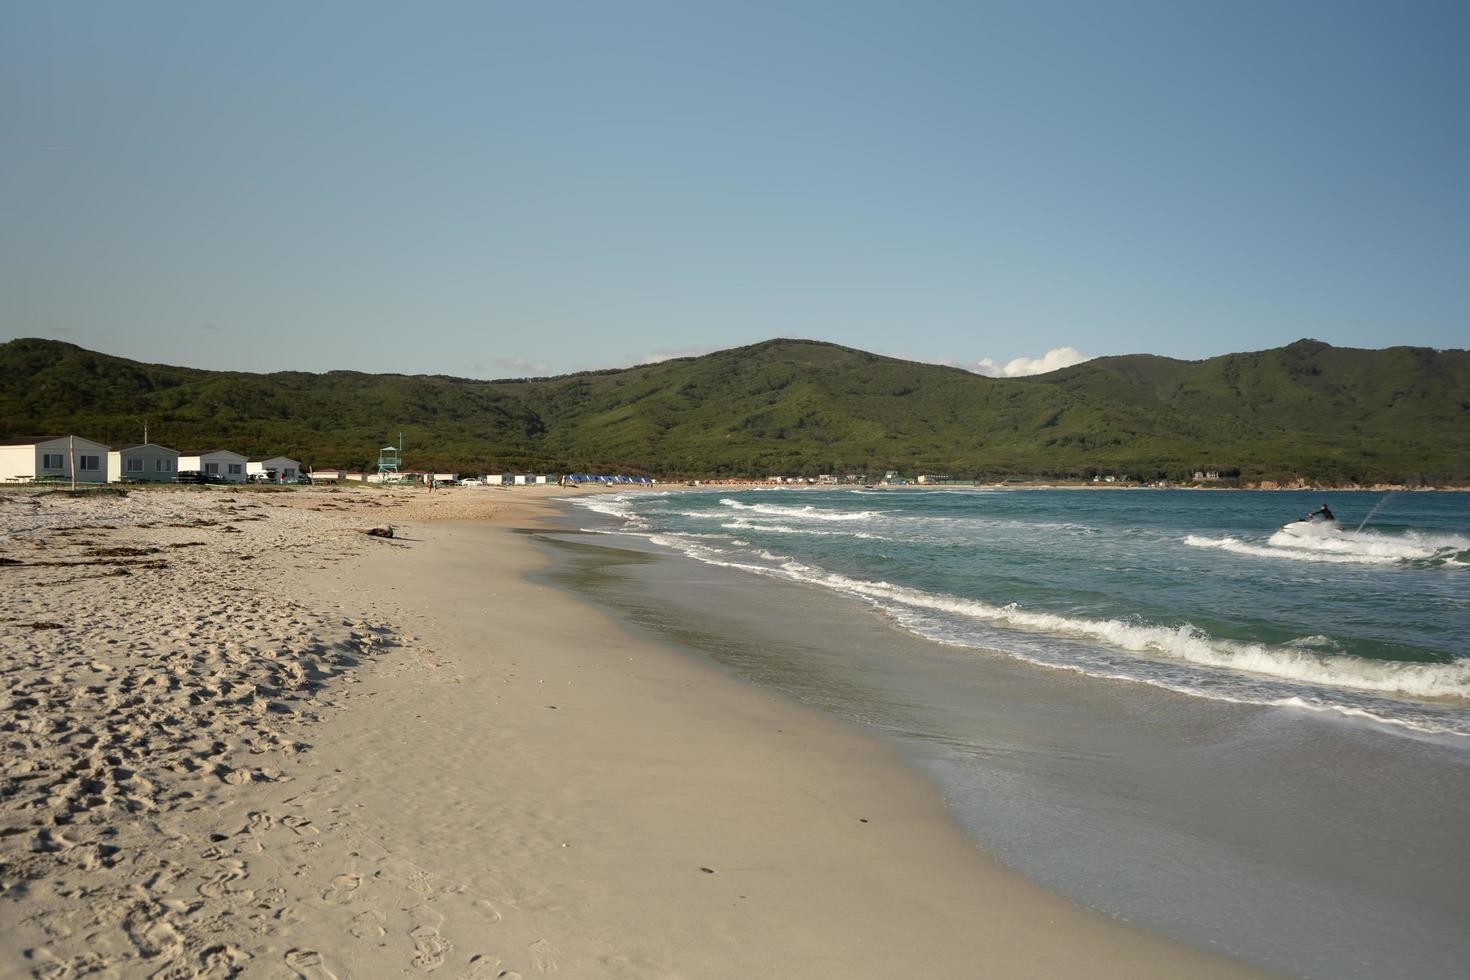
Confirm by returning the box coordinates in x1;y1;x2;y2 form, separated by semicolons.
562;486;1470;977
579;488;1470;738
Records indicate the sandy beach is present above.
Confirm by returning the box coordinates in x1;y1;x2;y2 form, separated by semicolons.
0;484;1264;978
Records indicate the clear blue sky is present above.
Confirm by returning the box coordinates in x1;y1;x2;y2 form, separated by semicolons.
2;1;1465;378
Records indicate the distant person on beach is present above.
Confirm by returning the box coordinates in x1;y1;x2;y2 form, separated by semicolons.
1308;502;1334;522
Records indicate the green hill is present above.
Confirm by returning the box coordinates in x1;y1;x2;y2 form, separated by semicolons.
1;337;1467;483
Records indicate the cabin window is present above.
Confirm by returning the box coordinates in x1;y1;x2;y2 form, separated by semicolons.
126;458;143;472
228;463;243;475
42;453;64;469
205;463;219;474
79;455;99;471
155;458;172;471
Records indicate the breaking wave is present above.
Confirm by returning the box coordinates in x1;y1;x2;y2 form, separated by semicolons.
718;498;878;521
772;565;1470;702
1185;529;1470;567
720;518;884;540
571;490;1470;736
629;527;1469;705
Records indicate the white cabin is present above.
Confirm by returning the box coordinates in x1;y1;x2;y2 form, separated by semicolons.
108;443;180;483
247;456;301;483
0;436;110;484
178;449;248;483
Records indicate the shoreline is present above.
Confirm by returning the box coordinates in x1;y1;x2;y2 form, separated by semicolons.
0;485;1264;977
315;495;1264;977
541;490;1470;974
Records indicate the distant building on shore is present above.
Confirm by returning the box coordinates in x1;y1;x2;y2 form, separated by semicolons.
179;449;248;483
1193;470;1223;482
0;436;111;484
248;455;302;483
109;443;180;482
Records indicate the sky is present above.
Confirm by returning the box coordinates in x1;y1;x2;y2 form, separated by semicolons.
2;1;1466;379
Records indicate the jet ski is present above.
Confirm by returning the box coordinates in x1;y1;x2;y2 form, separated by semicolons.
1279;517;1341;539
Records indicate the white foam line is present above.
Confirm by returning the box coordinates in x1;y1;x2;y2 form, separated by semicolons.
1185;531;1469;567
718;498;879;522
577;491;1470;727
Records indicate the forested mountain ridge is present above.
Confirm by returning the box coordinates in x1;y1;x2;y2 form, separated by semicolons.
2;336;1467;483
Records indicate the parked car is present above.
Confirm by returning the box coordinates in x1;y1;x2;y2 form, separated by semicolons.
175;470;226;485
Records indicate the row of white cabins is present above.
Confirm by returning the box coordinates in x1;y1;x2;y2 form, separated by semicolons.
0;436;301;485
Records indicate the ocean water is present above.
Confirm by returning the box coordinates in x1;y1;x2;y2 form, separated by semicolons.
557;486;1470;977
575;487;1470;738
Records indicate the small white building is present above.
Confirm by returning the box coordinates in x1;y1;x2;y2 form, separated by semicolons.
310;469;344;483
247;456;302;483
108;443;180;483
178;449;248;483
0;436;110;483
513;474;530;485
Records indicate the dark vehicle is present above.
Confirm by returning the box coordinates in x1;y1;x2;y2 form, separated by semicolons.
174;470;226;485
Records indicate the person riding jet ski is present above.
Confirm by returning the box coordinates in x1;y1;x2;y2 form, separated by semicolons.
1306;502;1335;523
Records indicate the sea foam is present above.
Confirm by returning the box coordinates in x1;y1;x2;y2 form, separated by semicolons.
1185;529;1469;566
718;499;878;521
771;565;1470;701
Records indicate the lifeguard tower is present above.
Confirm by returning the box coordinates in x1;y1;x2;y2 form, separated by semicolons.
377;433;404;482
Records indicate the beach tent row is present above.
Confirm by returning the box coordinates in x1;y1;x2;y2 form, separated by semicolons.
481;474;555;485
561;474;655;485
0;436;301;485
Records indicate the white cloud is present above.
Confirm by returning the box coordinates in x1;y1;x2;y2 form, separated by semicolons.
972;346;1090;378
631;346;714;366
492;355;551;375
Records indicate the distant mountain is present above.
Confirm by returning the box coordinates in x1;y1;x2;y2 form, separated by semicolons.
1;336;1467;483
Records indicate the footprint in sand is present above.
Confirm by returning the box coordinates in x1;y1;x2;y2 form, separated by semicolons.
379;857;436;894
284;948;339;980
241;810;275;835
198;858;249;899
349;908;387;941
457;954;510;979
201;942;253;974
529;939;558;974
409;905;452;971
322;872;362;903
282;815;319;836
130;918;184;960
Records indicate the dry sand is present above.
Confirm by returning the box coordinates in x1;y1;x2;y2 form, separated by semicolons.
1;484;1266;978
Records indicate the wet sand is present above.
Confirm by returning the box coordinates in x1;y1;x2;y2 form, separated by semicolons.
538;508;1470;979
